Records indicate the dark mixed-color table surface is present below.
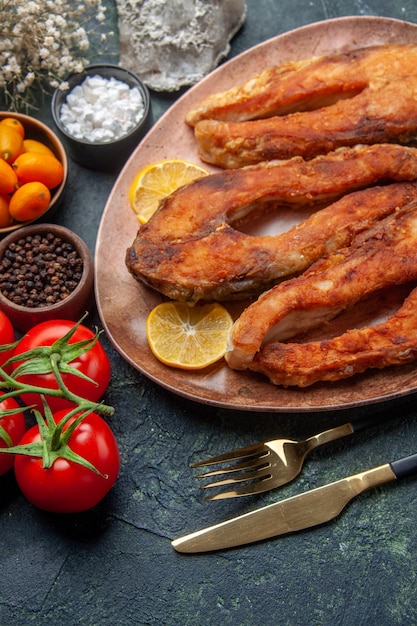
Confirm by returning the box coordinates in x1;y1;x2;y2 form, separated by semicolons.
2;1;417;624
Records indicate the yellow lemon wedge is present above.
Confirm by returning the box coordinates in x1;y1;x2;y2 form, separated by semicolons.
129;159;209;224
146;301;233;370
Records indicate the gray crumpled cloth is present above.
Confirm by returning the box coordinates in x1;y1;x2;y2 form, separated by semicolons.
117;0;247;91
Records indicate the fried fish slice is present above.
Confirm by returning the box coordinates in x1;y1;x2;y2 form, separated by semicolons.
225;200;417;371
126;144;417;303
193;75;417;168
250;284;417;387
186;44;417;126
186;44;417;169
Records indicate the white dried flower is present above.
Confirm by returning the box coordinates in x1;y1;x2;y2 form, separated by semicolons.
0;0;113;111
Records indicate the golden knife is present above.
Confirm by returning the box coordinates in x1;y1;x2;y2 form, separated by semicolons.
172;453;417;553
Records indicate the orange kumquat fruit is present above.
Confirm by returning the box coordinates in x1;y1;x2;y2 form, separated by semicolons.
12;152;64;189
23;139;55;157
0;194;12;228
9;181;51;222
0;158;19;194
0;117;25;138
0;125;24;164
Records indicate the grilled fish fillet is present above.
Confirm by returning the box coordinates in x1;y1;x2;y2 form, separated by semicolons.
126;145;417;302
226;200;417;371
250;284;417;387
186;45;417;168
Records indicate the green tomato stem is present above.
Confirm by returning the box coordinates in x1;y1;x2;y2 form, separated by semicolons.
0;424;13;447
0;362;114;416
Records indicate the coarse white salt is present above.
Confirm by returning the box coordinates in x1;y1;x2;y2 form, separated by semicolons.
59;75;146;143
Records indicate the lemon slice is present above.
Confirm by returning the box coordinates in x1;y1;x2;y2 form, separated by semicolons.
129;159;209;224
146;301;233;369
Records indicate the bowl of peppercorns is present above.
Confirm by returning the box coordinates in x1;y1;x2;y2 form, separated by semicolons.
0;223;94;332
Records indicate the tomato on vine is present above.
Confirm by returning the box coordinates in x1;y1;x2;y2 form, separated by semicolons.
0;393;27;475
0;314;119;512
11;319;111;412
0;310;15;371
13;407;120;513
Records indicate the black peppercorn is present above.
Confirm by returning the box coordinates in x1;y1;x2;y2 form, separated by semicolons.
0;232;84;308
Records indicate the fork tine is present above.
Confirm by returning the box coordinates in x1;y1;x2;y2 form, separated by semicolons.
200;466;272;489
190;442;267;468
194;454;270;479
203;470;275;501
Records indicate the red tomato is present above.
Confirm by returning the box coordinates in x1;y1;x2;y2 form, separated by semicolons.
14;409;120;512
12;320;111;412
0;310;15;370
0;394;27;475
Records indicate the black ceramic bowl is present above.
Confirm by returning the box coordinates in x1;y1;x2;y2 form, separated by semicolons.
51;64;152;172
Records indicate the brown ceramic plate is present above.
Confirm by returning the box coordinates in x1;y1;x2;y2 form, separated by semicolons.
95;16;417;412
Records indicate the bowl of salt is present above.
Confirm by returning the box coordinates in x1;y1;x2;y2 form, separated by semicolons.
51;64;151;172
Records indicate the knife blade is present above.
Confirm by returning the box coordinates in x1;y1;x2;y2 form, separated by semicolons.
172;453;417;553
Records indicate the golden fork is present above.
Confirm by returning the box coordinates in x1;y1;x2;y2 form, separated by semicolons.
191;415;392;500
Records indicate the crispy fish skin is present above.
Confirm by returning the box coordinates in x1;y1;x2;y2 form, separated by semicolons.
186;44;417;126
194;76;417;168
250;285;417;387
225;200;417;371
126;145;417;302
